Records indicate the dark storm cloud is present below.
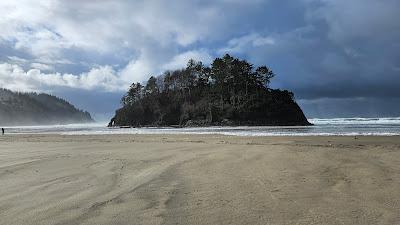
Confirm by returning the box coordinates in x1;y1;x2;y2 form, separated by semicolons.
298;97;400;118
226;0;400;101
214;0;400;117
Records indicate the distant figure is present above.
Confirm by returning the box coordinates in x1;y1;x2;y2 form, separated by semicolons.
2;128;4;135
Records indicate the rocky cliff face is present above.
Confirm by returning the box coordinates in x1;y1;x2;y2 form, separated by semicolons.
0;88;93;126
109;88;311;127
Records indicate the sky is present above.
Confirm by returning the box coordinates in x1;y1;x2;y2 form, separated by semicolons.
0;0;399;120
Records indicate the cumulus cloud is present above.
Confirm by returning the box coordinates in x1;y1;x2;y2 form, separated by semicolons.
119;55;155;85
162;50;213;71
0;63;126;92
0;49;214;93
0;0;262;64
220;33;276;54
30;62;53;71
0;0;266;92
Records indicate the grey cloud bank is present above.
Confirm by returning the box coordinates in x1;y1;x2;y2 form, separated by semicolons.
0;0;399;119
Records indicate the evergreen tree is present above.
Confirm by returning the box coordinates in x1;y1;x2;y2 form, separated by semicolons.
109;55;310;127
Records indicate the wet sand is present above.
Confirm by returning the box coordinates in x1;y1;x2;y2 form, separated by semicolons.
0;134;400;225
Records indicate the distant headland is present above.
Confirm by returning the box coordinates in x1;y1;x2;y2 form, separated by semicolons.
0;88;93;126
109;54;311;127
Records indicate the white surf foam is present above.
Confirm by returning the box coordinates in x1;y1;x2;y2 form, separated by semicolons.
309;117;400;125
4;118;400;136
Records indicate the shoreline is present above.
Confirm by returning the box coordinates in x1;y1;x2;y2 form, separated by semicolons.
2;133;400;138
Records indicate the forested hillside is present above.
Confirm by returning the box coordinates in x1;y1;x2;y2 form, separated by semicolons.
110;54;311;127
0;88;93;126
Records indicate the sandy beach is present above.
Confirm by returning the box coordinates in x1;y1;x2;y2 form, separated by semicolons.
0;134;400;225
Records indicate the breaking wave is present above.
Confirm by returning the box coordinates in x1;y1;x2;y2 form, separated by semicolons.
3;118;400;136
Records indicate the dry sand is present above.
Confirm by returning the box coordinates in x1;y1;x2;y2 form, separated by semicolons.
0;134;400;225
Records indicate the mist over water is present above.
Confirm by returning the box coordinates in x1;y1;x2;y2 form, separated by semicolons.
3;117;400;136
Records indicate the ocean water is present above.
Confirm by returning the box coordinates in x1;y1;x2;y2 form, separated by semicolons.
3;117;400;136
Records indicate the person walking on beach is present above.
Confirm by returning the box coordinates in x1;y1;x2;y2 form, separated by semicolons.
2;128;4;135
